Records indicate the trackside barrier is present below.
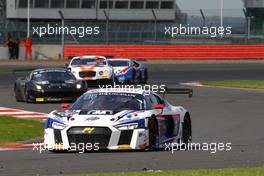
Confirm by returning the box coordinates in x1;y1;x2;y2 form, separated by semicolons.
64;45;264;60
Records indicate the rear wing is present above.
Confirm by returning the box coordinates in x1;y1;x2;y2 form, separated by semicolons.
159;87;193;98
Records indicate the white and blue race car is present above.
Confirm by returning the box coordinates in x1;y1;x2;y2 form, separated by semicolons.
107;59;148;84
44;87;192;152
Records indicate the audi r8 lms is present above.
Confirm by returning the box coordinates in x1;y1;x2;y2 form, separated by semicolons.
44;87;192;152
67;56;114;84
108;59;148;84
14;68;87;102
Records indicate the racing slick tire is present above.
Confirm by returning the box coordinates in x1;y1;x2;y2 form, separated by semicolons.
131;69;136;84
111;74;116;85
14;85;23;102
148;116;159;150
181;114;192;145
24;88;31;103
140;69;148;84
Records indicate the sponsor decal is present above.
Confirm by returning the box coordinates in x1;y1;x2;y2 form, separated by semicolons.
80;65;96;72
88;110;113;115
100;76;109;79
82;127;95;134
117;67;129;75
86;117;100;121
36;98;44;102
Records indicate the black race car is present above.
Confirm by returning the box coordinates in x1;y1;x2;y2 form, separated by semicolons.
14;68;87;103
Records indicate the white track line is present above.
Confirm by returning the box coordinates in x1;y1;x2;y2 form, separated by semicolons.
0;107;47;150
0;107;48;120
180;82;204;87
0;143;43;151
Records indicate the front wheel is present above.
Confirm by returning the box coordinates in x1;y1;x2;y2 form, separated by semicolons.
148;116;159;150
129;69;136;84
181;114;192;144
109;72;116;85
14;85;22;102
141;69;148;84
24;88;30;103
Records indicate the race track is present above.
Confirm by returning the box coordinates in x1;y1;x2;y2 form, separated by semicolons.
0;63;264;176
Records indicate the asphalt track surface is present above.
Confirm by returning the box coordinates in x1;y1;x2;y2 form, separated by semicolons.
0;63;264;176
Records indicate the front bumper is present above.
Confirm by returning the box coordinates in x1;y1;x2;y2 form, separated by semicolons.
28;89;85;102
75;71;112;81
44;126;149;151
115;73;134;84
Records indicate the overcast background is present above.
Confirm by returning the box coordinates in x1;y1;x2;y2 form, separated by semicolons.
177;0;245;17
177;0;244;10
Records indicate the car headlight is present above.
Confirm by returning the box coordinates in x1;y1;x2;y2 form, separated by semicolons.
76;84;82;89
99;71;104;75
115;123;138;130
52;122;66;130
99;70;109;76
65;80;74;84
36;85;42;90
36;81;49;85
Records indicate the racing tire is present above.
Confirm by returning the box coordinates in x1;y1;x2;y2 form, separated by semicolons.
141;69;148;84
132;69;137;84
111;74;116;85
148;116;159;150
181;114;192;145
14;85;23;102
24;88;30;103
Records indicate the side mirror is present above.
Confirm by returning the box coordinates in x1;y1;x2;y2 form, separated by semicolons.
154;104;164;110
61;103;71;110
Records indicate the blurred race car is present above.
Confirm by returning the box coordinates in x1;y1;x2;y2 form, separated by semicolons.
14;68;87;102
67;56;114;84
44;87;192;152
108;59;148;84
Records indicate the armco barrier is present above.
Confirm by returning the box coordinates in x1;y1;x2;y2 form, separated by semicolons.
64;45;264;60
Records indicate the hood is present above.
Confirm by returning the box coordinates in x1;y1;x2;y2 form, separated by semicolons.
35;79;77;85
51;110;144;127
113;66;129;75
72;65;110;72
47;80;67;84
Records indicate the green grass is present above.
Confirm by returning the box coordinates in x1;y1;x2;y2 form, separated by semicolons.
202;80;264;89
0;116;43;145
69;167;264;176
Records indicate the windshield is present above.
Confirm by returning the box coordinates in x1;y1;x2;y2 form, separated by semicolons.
71;58;96;66
71;92;144;113
96;58;107;66
108;60;130;67
32;70;75;82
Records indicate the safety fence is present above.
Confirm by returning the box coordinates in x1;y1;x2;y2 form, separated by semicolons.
64;44;264;60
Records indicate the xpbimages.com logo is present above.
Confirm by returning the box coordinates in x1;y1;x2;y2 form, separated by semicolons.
98;83;166;95
32;142;100;153
32;24;100;38
165;141;232;154
164;24;232;38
